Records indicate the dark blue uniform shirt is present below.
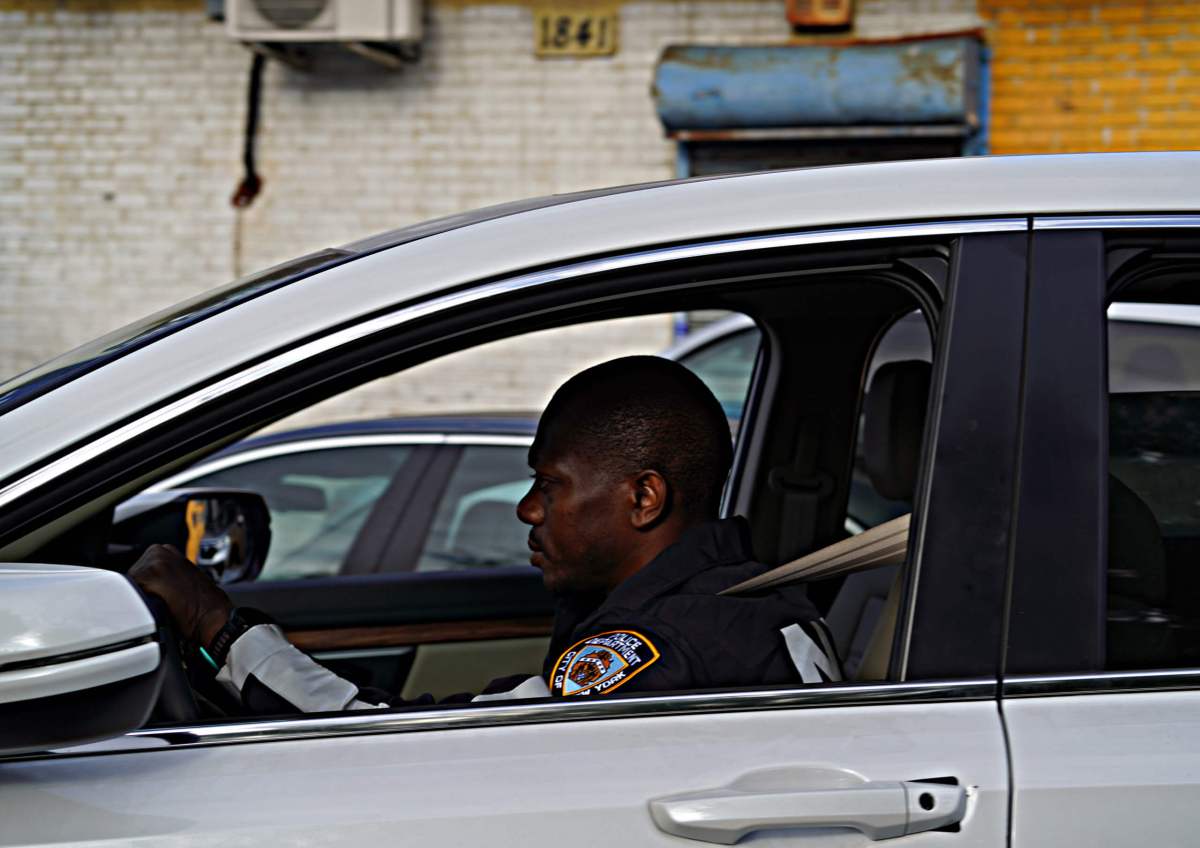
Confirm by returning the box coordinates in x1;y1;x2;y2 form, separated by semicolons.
538;516;839;698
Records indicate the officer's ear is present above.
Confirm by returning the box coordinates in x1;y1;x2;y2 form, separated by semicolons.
629;470;669;530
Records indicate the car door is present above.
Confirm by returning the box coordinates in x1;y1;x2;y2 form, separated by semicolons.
0;220;1023;847
1002;219;1200;845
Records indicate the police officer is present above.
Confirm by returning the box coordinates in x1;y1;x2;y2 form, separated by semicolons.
131;356;840;713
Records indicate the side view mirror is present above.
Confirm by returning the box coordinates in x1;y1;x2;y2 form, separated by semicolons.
0;564;162;757
110;489;272;584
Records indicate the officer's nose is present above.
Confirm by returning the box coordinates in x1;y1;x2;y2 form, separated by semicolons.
516;484;542;526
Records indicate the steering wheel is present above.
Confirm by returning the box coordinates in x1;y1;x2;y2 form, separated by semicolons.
142;593;201;724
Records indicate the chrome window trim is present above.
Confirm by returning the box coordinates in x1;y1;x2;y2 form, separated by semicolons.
443;434;533;447
10;678;995;763
312;646;416;662
1108;302;1200;328
145;434;447;490
1033;214;1200;230
144;433;534;493
1004;669;1200;698
0;218;1024;512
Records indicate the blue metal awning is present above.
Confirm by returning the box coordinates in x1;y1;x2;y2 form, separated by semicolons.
653;35;982;138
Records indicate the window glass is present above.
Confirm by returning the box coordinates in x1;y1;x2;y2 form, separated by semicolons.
676;327;760;421
1109;315;1200;393
673;312;933;533
849;311;933;531
415;445;533;571
1106;307;1200;669
830;311;932;677
187;445;412;580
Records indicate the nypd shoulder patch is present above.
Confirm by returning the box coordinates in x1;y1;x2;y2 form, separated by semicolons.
550;630;660;697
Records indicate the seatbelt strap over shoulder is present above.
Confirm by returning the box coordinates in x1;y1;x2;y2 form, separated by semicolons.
720;513;911;596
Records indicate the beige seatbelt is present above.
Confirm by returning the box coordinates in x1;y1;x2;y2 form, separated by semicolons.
855;568;904;682
721;513;911;596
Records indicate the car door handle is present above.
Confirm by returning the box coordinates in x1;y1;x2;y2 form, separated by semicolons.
649;773;966;845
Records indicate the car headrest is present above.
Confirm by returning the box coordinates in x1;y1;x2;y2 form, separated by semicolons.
862;361;931;502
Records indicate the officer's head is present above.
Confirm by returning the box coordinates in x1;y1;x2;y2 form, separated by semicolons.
517;355;733;596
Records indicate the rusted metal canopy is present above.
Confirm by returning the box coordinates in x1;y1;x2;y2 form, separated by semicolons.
653;35;982;135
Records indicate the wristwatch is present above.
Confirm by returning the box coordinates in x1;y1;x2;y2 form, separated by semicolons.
206;607;273;669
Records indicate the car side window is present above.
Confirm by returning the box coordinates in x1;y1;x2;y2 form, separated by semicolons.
849;310;933;532
414;445;533;571
186;445;413;581
674;313;933;534
675;326;761;422
1106;305;1200;670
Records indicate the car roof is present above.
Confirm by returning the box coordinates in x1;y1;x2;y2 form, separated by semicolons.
4;152;1199;486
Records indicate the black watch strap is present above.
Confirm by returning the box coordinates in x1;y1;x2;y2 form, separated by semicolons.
208;607;272;668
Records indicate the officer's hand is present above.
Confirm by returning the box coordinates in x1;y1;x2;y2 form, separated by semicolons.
129;544;233;646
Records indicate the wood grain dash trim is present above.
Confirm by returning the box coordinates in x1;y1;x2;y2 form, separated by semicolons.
287;617;554;651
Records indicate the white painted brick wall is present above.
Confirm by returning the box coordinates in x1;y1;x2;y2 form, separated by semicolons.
0;0;979;426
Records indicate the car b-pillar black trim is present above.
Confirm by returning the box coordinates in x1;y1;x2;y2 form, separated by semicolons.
1004;230;1107;674
902;232;1028;680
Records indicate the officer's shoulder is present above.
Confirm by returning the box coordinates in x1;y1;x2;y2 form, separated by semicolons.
649;562;819;621
667;558;772;599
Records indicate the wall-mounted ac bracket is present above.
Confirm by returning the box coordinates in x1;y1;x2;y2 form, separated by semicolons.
343;41;421;69
243;42;312;72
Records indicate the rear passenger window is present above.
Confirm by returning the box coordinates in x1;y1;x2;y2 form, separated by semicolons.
1106;304;1200;669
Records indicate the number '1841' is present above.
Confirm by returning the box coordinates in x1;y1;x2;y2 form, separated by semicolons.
536;11;616;56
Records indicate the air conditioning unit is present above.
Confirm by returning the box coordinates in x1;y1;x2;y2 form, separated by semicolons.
227;0;421;44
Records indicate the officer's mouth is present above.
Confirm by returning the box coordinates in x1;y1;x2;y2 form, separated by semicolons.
527;535;545;569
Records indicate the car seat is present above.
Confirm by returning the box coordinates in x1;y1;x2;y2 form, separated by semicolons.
826;360;930;680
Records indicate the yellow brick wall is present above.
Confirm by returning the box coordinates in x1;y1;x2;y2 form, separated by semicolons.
981;1;1200;153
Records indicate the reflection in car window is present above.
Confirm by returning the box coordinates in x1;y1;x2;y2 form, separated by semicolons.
416;445;533;571
188;445;412;580
1110;320;1200;393
1106;306;1200;671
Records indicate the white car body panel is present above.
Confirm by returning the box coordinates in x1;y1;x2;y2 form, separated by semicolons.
1004;691;1200;846
0;642;159;705
2;152;1199;487
1;701;1007;847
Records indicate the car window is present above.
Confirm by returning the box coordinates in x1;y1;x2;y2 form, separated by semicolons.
1109;315;1200;393
850;311;934;530
1106;308;1200;670
675;312;933;533
415;445;533;572
677;327;760;421
186;445;413;580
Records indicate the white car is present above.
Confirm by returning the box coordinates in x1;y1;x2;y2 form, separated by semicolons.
3;153;1200;846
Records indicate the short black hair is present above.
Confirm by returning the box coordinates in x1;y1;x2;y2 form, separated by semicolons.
535;356;734;520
